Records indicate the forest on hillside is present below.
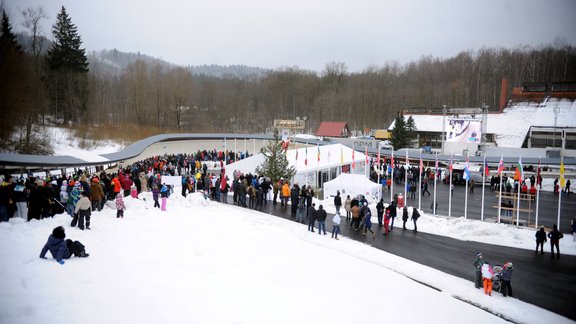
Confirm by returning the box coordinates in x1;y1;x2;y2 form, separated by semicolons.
2;6;576;154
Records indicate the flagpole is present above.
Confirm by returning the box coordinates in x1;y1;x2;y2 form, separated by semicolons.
433;153;438;215
558;156;563;230
516;156;522;226
448;153;453;218
418;149;422;211
404;151;408;202
498;172;503;224
464;152;469;219
377;143;381;185
390;147;394;203
535;157;541;229
481;153;486;221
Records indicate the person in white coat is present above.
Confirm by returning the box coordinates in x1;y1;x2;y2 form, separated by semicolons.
331;212;341;240
481;260;494;296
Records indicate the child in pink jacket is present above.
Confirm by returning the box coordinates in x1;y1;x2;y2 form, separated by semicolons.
116;193;126;218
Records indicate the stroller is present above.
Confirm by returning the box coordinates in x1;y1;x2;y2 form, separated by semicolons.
492;265;503;293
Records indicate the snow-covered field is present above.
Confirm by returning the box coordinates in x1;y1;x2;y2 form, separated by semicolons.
0;192;573;324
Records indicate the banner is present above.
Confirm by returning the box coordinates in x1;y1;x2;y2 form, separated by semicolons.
447;118;481;143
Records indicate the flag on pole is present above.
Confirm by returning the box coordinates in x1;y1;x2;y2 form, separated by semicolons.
497;156;505;174
304;146;308;166
449;154;453;173
515;157;524;181
419;154;424;174
365;146;369;166
560;158;566;188
463;156;471;181
352;145;355;169
317;144;320;162
484;156;489;176
377;147;381;167
295;148;298;161
391;154;395;169
340;145;344;164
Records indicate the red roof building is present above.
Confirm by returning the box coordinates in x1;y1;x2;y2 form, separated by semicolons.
315;121;351;138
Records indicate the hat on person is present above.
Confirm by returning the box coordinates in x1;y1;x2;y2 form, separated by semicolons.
51;180;57;185
477;252;482;258
506;262;513;269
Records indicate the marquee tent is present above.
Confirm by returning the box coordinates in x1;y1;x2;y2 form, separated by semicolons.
323;173;381;204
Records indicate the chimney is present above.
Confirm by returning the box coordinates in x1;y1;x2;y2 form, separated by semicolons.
499;78;509;111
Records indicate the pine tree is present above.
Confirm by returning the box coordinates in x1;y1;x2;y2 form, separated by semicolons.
405;116;418;147
390;112;407;149
256;128;296;183
45;6;89;124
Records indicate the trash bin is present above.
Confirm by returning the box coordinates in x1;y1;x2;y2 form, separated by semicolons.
397;193;405;208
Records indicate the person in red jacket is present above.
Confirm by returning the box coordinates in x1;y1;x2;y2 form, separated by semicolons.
111;175;121;199
120;174;133;197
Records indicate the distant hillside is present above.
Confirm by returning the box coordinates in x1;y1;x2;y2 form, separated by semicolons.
88;49;269;79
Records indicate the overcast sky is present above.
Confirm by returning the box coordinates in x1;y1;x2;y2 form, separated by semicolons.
7;0;576;72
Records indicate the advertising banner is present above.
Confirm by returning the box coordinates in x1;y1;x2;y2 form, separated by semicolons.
447;118;481;143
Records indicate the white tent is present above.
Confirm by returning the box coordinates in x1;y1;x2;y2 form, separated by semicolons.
323;173;381;204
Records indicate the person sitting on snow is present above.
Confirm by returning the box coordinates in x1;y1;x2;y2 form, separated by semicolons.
40;226;89;264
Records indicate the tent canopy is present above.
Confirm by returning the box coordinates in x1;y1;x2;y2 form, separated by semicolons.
323;173;381;204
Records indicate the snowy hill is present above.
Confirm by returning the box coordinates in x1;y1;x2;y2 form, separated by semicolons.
0;192;572;324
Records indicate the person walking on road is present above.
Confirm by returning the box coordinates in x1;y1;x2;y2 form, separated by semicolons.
383;207;391;237
501;262;514;297
361;203;375;239
535;227;547;254
402;206;409;230
351;203;360;230
411;207;420;233
344;195;352;221
316;205;327;235
331;213;341;240
548;224;564;259
474;252;483;289
481;260;494;296
389;200;397;231
376;198;385;227
307;203;317;232
334;191;342;215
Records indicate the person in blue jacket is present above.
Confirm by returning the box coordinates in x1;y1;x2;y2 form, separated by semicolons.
40;226;89;264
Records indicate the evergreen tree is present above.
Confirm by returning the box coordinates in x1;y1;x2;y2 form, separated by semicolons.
256;128;296;183
0;9;25;146
390;112;407;149
45;6;89;124
405;116;418;147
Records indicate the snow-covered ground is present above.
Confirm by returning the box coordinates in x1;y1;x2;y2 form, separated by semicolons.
0;192;573;324
47;127;124;162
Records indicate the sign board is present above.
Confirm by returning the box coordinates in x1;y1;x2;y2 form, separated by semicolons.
447;118;481;143
161;176;182;187
273;119;305;130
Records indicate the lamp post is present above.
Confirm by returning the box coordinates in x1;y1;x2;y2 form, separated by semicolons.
442;105;447;155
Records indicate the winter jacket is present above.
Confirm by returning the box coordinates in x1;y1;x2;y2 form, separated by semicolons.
474;257;483;272
40;235;71;261
344;198;352;212
332;214;341;226
548;229;564;242
121;177;133;191
152;188;160;201
116;195;126;210
334;195;342;207
281;183;291;198
402;207;409;221
351;205;360;219
481;263;494;279
362;206;372;225
90;181;105;201
316;207;327;221
501;266;513;281
535;229;547;243
74;196;91;214
389;201;397;218
411;208;420;220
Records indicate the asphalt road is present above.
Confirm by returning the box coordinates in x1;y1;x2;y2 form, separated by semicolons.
224;194;576;321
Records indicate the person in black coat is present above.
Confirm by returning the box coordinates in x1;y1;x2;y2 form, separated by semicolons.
548;224;564;258
535;227;547;254
316;205;327;235
389;200;397;231
290;185;300;214
334;191;342;215
402;206;409;230
411;207;420;232
376;199;385;227
307;203;317;232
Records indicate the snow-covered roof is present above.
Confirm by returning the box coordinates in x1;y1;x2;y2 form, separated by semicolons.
389;99;576;148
